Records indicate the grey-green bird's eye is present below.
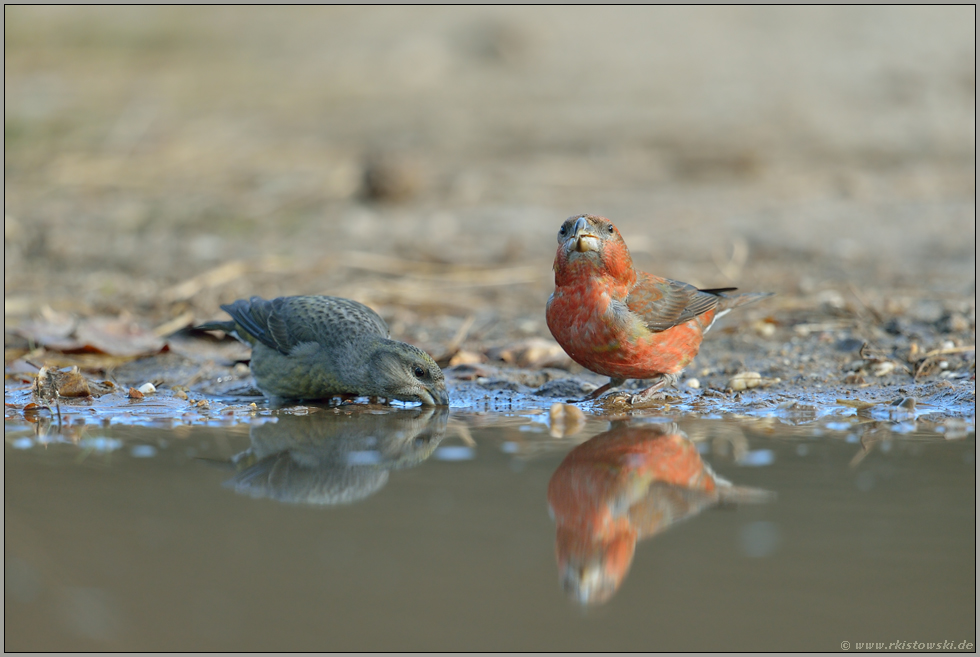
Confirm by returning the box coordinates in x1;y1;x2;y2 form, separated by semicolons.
413;365;427;379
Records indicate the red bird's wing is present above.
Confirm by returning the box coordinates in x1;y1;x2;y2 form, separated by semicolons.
626;274;730;333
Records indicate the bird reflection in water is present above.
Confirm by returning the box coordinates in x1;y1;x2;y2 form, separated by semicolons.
224;407;448;506
546;422;773;605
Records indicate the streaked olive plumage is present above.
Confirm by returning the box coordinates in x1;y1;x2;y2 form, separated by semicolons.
198;295;448;406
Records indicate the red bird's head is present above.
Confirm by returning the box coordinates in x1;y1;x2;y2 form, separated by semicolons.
553;214;635;286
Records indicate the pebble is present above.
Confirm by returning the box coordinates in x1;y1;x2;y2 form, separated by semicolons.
548;403;586;438
909;299;945;323
728;371;780;391
872;361;896;377
940;418;969;440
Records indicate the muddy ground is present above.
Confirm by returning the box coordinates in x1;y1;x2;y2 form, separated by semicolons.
4;7;976;424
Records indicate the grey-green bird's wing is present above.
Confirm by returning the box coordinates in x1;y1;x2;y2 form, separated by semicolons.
221;296;390;355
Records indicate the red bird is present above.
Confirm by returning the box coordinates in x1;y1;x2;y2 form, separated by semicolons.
546;214;769;403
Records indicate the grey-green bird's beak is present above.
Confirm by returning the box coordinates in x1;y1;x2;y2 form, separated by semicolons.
422;384;450;407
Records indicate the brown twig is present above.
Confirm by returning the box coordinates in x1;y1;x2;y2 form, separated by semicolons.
161;261;248;303
152;311;196;338
914;345;975;379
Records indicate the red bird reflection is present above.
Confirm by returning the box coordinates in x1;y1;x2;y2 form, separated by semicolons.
546;422;772;605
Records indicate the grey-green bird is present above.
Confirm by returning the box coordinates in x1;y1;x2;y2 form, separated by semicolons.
197;295;449;406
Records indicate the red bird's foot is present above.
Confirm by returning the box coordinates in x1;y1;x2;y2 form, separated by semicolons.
567;378;627;404
628;374;678;405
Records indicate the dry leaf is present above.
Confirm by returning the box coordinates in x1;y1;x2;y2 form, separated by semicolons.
14;313;166;357
448;350;485;367
14;312;80;351
74;317;166;357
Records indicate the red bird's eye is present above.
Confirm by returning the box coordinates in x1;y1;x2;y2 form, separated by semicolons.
607;225;615;234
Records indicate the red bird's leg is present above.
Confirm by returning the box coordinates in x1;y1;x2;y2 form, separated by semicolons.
629;374;678;404
569;377;626;403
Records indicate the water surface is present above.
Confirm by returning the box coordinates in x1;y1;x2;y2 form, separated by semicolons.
4;397;975;651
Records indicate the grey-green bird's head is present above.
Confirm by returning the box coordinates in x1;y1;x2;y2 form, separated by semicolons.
369;341;449;406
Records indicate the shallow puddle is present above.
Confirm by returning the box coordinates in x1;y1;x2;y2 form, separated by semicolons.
4;388;976;651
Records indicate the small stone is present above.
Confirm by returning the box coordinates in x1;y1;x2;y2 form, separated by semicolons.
57;368;93;398
816;289;845;311
128;387;144;399
548;403;586;438
908;300;944;323
362;153;423;202
890;397;916;410
943;313;970;333
835;338;865;352
138;382;156;394
685;378;700;389
872;361;896;377
941;419;968;440
728;371;780;391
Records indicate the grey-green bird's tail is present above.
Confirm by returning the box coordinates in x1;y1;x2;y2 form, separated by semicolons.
195;297;271;346
195;319;238;333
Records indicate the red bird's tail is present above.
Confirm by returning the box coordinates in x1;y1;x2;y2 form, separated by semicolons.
700;289;773;331
704;289;773;312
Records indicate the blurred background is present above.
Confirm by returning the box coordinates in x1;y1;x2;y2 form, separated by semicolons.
4;6;976;354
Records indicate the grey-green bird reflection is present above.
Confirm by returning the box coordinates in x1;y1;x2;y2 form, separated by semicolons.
225;407;449;506
198;295;449;406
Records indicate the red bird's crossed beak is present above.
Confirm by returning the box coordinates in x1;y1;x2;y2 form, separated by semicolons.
570;216;600;253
